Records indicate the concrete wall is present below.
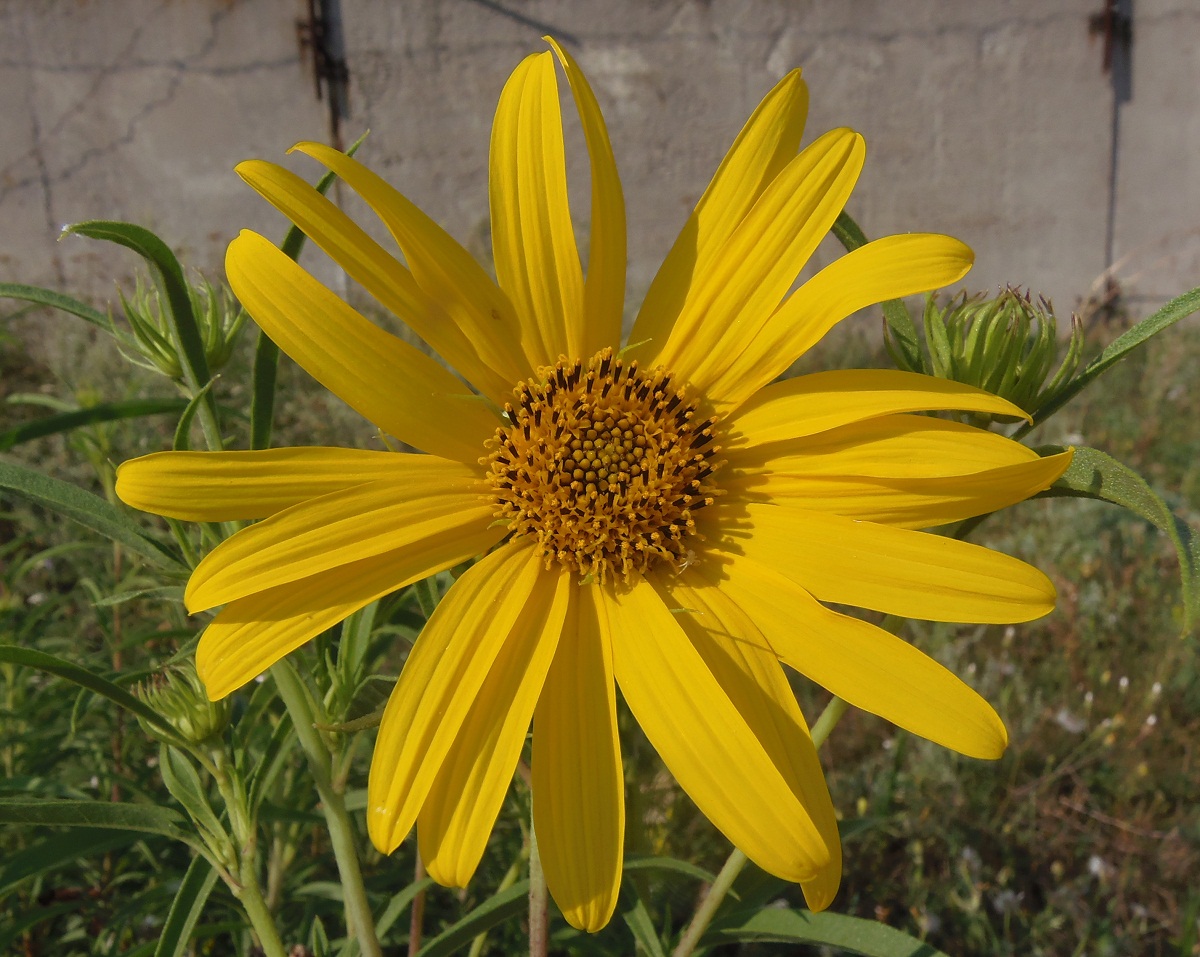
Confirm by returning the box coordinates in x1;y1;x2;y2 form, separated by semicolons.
2;0;1197;333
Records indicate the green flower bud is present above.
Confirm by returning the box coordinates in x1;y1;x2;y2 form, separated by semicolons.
118;272;246;380
137;662;230;746
889;287;1083;426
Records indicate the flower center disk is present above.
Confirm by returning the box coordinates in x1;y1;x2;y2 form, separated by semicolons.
485;348;721;583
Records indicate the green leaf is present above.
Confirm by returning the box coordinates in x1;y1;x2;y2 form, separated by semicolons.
831;211;924;373
0;281;110;329
623;855;719;885
246;713;297;815
620;887;667;957
0;397;188;451
1016;286;1200;436
0;460;186;571
159;745;227;850
0;644;178;737
707;908;949;956
65;221;211;391
154;854;220;957
0;828;137;897
415;880;528;957
1037;444;1200;633
0;798;192;843
173;379;216;451
375;876;436;938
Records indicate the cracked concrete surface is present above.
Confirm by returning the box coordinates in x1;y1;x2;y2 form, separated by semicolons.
1;0;1198;323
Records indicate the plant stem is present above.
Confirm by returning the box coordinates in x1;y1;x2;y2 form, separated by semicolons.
237;873;290;957
810;695;849;749
528;821;548;957
672;695;851;957
671;848;747;957
271;659;383;957
408;856;426;957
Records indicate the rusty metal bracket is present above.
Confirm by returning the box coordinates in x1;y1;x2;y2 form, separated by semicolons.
297;0;350;148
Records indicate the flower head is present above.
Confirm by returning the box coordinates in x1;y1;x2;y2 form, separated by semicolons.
116;39;1070;930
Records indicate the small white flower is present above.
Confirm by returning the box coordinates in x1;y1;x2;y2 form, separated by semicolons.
1054;708;1086;734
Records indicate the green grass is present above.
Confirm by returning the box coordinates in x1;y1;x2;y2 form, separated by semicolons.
1;305;1198;956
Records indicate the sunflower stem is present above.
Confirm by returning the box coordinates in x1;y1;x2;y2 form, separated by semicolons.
672;694;851;957
237;874;289;957
528;820;549;957
810;695;850;749
271;659;382;957
671;848;747;957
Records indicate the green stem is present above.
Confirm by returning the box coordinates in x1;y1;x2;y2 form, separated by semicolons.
670;848;747;957
237;872;290;957
810;695;849;749
671;694;852;957
271;659;383;957
528;822;548;957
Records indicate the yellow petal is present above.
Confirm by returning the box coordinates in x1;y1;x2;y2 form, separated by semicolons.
655;129;865;382
236;158;520;401
116;447;460;522
722;369;1031;450
546;38;626;357
368;541;545;853
196;521;503;699
607;578;830;883
694;554;1008;759
185;463;490;612
706;234;974;412
653;571;841;910
289;142;533;388
711;501;1056;623
729;451;1073;529
728;413;1041;477
490;52;584;367
629;70;808;363
418;561;569;887
225;230;499;464
533;582;624;932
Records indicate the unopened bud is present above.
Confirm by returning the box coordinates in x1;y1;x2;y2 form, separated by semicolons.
137;662;231;746
889;287;1083;426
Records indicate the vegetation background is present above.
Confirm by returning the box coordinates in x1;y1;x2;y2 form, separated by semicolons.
2;286;1197;955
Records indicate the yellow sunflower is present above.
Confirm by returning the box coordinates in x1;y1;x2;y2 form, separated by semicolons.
117;39;1071;931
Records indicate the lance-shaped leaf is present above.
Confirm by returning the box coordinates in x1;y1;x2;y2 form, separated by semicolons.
0;461;185;572
415;881;528;957
0;645;179;737
0;281;110;329
0;397;187;452
1037;444;1199;634
0;799;192;844
707;907;951;956
154;855;220;957
1015;287;1200;437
